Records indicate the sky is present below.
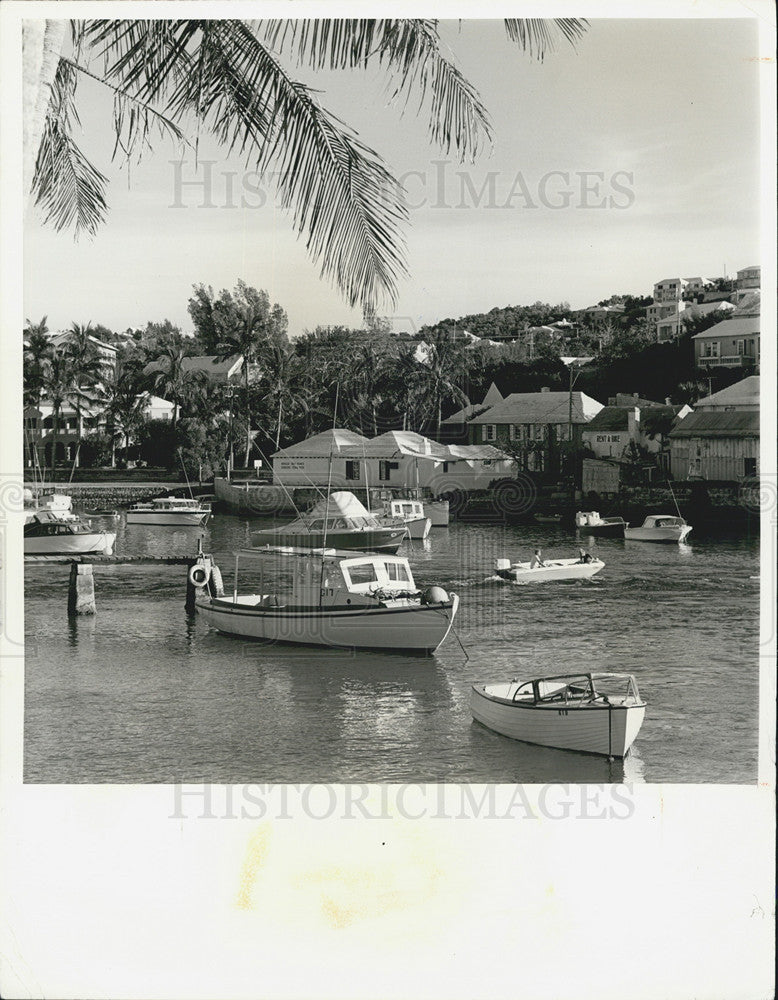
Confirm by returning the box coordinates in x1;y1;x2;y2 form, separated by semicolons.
23;16;764;338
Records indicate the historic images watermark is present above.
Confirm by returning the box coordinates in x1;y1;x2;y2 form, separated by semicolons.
170;782;637;821
169;159;636;213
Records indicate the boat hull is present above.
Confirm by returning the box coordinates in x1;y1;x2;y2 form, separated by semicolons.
423;501;450;527
576;520;626;537
196;594;459;654
251;527;407;553
24;532;116;556
405;517;431;540
624;526;692;543
126;511;209;526
470;685;645;757
497;558;604;583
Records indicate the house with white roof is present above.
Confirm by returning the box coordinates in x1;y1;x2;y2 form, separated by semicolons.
272;427;513;492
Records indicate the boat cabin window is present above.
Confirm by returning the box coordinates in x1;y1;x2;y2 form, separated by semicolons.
344;563;379;587
307;519;325;531
384;562;411;583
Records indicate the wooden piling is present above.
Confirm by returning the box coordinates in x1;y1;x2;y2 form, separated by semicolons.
68;562;96;616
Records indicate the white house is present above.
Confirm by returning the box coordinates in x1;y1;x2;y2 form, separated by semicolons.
272;428;513;493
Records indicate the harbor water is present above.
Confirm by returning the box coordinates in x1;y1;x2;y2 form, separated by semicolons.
24;512;760;784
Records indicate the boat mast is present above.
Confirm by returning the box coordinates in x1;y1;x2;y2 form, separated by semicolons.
322;382;339;551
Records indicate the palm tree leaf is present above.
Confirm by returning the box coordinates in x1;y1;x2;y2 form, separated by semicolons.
31;59;108;236
503;19;588;61
261;18;492;161
79;19;408;312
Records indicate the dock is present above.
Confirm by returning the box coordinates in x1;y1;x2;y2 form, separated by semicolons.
25;555;195;565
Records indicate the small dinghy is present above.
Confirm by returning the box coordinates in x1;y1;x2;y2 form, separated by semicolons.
533;513;563;525
494;554;603;583
471;672;646;758
624;514;691;544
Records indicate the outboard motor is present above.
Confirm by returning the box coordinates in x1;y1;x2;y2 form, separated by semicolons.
494;558;512;581
422;585;450;605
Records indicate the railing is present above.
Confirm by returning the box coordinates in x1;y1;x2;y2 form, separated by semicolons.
698;355;755;367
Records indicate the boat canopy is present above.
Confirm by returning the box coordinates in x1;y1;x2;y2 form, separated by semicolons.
270;491;384;531
507;672;641;704
642;515;686;527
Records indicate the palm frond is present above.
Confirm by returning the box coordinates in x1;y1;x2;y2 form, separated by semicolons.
261;18;492;161
31;58;108;237
503;19;588;61
79;19;408;311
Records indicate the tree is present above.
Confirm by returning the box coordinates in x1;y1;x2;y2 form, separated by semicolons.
39;352;77;477
189;281;288;465
25;18;587;313
104;358;149;466
61;322;107;473
414;330;471;438
23;316;53;472
150;344;207;431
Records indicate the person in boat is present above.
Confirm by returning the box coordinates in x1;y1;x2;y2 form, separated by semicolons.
530;549;545;568
578;548;593;564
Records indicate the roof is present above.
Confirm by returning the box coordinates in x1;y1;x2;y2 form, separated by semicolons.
342;430;450;460
732;291;760;316
445;444;508;461
273;428;370;459
640;406;689;437
584;407;630;432
694;376;759;409
683;301;735;319
305;491;373;519
468;391;603;425
442;382;503;425
669;411;759;438
692;316;760;340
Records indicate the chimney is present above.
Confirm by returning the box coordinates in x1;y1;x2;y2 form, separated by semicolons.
632;392;639;400
541;386;550;393
665;397;671;405
608;397;616;406
627;406;640;439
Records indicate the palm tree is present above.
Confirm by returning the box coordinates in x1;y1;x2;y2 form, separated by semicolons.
62;322;106;474
103;358;149;466
23;316;52;471
414;331;471;439
208;282;287;466
39;353;77;479
24;18;587;312
151;345;206;432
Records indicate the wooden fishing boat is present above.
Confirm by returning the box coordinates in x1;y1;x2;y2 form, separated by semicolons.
194;546;459;654
470;672;646;758
533;512;563;525
624;514;692;543
494;555;604;582
251;492;407;553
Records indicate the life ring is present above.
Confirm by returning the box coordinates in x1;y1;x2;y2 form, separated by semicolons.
189;563;211;588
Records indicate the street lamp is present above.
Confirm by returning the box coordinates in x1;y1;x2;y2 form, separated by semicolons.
560;356;593;492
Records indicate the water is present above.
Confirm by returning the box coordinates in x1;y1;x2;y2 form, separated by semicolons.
24;511;760;784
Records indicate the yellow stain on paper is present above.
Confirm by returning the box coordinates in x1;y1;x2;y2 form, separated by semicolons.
235;823;272;910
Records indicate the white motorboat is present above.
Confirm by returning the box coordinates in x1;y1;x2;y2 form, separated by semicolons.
470;672;646;758
423;499;450;527
126;496;211;526
195;546;459;654
252;492;407;553
624;514;692;544
575;511;627;537
23;489;73;523
380;499;432;540
24;510;116;556
494;555;604;583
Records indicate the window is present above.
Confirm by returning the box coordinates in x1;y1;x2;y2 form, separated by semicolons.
509;424;516;441
482;424;496;442
378;460;398;481
384;562;410;583
345;460;360;481
345;563;378;586
736;340;745;356
441;462;450;474
703;341;720;358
